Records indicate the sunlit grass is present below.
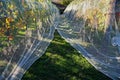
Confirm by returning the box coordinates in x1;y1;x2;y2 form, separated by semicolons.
22;30;111;80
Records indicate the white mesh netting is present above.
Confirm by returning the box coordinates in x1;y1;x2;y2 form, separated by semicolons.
0;0;59;79
1;0;120;80
56;0;120;80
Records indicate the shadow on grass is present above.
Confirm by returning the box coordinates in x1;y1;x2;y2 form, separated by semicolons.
22;30;112;80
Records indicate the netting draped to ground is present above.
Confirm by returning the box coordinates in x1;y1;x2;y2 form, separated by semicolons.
0;0;120;80
56;0;120;80
0;0;59;79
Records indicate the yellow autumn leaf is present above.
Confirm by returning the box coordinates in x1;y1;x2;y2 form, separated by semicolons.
6;18;10;25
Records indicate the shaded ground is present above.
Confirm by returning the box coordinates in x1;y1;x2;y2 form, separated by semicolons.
22;31;111;80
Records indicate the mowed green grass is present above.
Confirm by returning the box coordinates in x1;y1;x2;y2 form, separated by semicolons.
22;31;111;80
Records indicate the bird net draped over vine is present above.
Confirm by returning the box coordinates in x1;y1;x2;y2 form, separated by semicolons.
0;0;59;79
56;0;120;79
1;0;120;80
